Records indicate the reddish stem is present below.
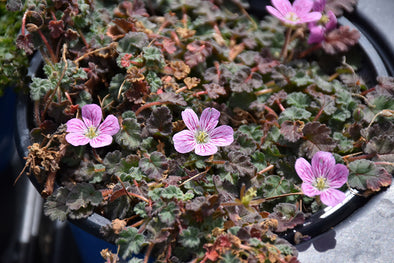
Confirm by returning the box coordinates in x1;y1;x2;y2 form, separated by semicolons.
135;101;167;115
37;29;57;63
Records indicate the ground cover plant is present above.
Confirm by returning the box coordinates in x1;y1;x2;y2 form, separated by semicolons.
11;0;393;262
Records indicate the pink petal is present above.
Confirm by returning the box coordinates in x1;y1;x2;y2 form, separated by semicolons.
182;108;200;132
327;164;349;188
66;118;87;133
301;183;321;197
326;10;337;31
308;25;325;44
293;0;314;15
89;134;113;148
98;115;120;136
320;188;346;207
82;104;102;128
295;157;314;183
266;6;286;21
173;130;196;154
194;143;218;156
271;0;293;16
65;132;90;146
200;108;220;132
300;12;322;23
312;0;325;12
209;125;234;146
311;151;335;179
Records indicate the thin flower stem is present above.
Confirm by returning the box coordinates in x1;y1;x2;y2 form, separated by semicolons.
375;162;394;166
116;176;150;203
92;148;103;163
37;29;57;63
144;243;154;263
280;28;292;61
299;43;322;59
264;191;303;201
345;153;376;162
257;164;274;175
74;43;118;66
135;101;167;115
179;167;211;186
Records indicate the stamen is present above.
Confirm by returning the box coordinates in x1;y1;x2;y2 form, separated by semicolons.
314;177;329;191
285;12;299;22
195;130;209;144
85;126;99;139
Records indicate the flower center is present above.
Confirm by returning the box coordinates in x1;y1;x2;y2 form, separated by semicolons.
195;130;209;144
285;12;299;22
314;177;329;191
85;126;99;139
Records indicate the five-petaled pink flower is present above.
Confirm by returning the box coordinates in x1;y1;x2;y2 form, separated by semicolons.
308;0;337;44
173;108;234;156
295;151;349;207
66;104;120;148
266;0;322;26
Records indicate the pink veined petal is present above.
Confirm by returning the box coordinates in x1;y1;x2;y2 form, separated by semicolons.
301;182;321;197
89;134;113;148
266;6;286;21
82;104;102;128
300;11;322;23
209;125;234;146
65;132;90;146
312;0;326;12
173;130;196;154
293;0;314;15
98;115;120;136
311;151;336;179
66;118;87;133
327;163;349;188
194;143;218;156
271;0;293;16
326;10;337;31
295;157;315;183
200;108;220;132
320;188;346;207
182;108;200;132
308;25;325;44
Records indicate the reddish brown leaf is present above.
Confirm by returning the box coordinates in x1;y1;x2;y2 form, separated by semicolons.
325;0;358;16
16;34;35;54
280;120;304;142
299;122;336;158
322;25;360;54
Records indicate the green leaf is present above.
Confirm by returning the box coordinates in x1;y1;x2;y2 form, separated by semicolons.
278;107;312;124
333;132;353;153
179;226;201;248
286;92;310;108
30;78;55;101
139;151;169;180
262;175;291;198
348;160;392;191
238;124;264;142
43;187;70;221
66;183;103;210
118;32;149;53
158;201;178;225
146;71;162;92
133;202;147;218
143;46;165;68
115;117;142;150
117;227;146;260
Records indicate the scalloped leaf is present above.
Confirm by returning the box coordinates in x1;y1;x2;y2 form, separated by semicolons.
179;226;201;248
224;151;256;178
230;66;263;93
43;187;70;221
269;203;305;232
322;26;360;55
280;120;303;142
115;116;142;150
299;122;336;159
146;106;173;136
117;227;146;260
139;151;169;180
348;160;392;191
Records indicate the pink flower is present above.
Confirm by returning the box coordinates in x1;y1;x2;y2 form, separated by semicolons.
266;0;322;26
308;0;337;44
66;104;120;148
295;151;349;207
173;108;234;156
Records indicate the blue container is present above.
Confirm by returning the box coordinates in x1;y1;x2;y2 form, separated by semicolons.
0;87;16;171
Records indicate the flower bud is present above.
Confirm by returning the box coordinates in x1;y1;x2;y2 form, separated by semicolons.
353;108;364;122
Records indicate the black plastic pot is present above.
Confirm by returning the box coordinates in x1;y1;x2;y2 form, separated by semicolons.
14;8;392;263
